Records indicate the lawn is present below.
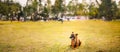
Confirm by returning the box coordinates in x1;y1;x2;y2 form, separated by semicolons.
0;20;120;52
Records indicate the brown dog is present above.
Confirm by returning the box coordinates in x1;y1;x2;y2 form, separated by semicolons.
74;34;81;48
70;32;75;49
70;33;81;49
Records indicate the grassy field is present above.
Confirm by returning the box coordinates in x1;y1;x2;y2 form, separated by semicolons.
0;20;120;52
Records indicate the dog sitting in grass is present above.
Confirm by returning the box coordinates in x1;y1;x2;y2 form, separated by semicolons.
70;32;81;49
74;34;81;48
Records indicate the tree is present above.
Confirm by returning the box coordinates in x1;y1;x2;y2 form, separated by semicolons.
41;4;49;18
47;0;51;14
97;0;118;21
31;0;38;12
88;3;98;19
24;5;33;16
52;0;64;15
0;1;20;16
67;0;76;15
24;0;39;21
111;1;118;20
75;3;85;15
115;1;120;19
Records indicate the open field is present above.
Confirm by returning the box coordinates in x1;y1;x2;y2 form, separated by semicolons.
0;20;120;52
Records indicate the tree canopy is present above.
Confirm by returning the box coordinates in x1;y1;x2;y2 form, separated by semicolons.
0;0;120;21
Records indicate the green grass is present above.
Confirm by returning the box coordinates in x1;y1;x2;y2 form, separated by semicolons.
0;20;120;52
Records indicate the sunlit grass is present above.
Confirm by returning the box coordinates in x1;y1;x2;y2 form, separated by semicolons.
0;20;120;52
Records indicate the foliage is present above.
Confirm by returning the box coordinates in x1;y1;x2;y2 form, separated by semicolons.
88;4;98;18
52;0;65;15
24;6;33;16
115;1;120;19
0;2;9;15
98;0;118;20
31;0;38;12
24;0;38;16
67;0;76;15
47;0;51;14
40;6;49;18
0;2;20;15
111;1;118;19
75;4;85;15
1;0;120;21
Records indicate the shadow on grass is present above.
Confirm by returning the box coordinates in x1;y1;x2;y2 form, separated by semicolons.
0;23;4;25
64;45;76;52
0;43;15;52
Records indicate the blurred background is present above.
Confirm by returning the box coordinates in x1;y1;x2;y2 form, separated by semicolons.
0;0;120;21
